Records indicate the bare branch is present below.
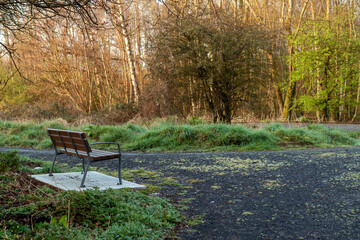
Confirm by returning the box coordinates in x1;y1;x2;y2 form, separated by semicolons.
0;42;35;85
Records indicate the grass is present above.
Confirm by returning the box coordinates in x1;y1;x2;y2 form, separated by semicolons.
0;120;359;152
0;151;182;240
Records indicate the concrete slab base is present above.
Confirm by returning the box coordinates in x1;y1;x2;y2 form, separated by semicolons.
31;171;146;191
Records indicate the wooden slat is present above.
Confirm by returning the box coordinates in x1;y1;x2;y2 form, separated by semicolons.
59;149;120;161
91;149;121;160
48;129;85;136
49;135;84;145
59;149;88;158
48;128;91;153
52;140;89;152
48;128;120;161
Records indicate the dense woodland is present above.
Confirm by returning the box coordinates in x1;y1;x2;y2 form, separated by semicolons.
1;0;360;124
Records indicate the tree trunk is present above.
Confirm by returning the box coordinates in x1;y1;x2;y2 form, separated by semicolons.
268;53;283;116
116;1;140;103
282;44;295;120
281;0;309;121
352;64;360;122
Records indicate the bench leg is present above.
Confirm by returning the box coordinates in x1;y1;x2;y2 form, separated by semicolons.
81;158;85;174
117;156;122;185
49;154;58;176
80;159;91;188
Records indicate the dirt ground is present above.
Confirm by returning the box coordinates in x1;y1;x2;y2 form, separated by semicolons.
3;146;360;239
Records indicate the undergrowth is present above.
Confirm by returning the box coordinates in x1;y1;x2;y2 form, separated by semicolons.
0;120;359;152
0;151;181;239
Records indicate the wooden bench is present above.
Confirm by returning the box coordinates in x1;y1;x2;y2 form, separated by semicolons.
47;128;122;188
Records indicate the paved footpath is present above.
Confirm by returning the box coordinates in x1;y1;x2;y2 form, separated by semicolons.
3;146;360;239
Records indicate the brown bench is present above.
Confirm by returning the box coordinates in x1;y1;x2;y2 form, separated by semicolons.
47;128;122;188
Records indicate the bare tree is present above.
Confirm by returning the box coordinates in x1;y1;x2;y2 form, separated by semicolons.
0;0;96;88
101;0;141;104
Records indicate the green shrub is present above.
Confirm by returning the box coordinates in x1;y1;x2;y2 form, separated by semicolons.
0;150;21;173
0;151;181;239
188;117;203;125
83;125;106;140
0;189;181;240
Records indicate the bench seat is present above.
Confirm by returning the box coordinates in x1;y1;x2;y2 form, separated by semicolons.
59;148;121;161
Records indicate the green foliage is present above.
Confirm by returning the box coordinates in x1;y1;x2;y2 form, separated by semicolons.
306;124;357;145
0;120;74;149
0;153;182;240
0;189;181;240
217;125;275;146
263;123;285;132
2;220;31;239
127;123;277;152
274;128;313;145
299;116;309;123
188;117;203;125
0;120;358;152
51;190;180;237
0;150;20;173
83;124;103;139
82;124;145;143
291;16;360;120
267;123;358;147
0;65;31;109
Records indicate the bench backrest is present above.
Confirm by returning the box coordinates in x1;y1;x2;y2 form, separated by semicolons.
47;128;92;153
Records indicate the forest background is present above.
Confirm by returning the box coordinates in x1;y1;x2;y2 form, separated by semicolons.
1;0;360;124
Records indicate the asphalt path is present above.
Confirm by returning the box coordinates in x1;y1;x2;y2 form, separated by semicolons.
3;146;360;239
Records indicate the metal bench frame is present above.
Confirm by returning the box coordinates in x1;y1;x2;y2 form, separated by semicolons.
47;128;122;188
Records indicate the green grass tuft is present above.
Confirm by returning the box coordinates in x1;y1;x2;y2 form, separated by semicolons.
270;123;358;147
0;120;358;152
